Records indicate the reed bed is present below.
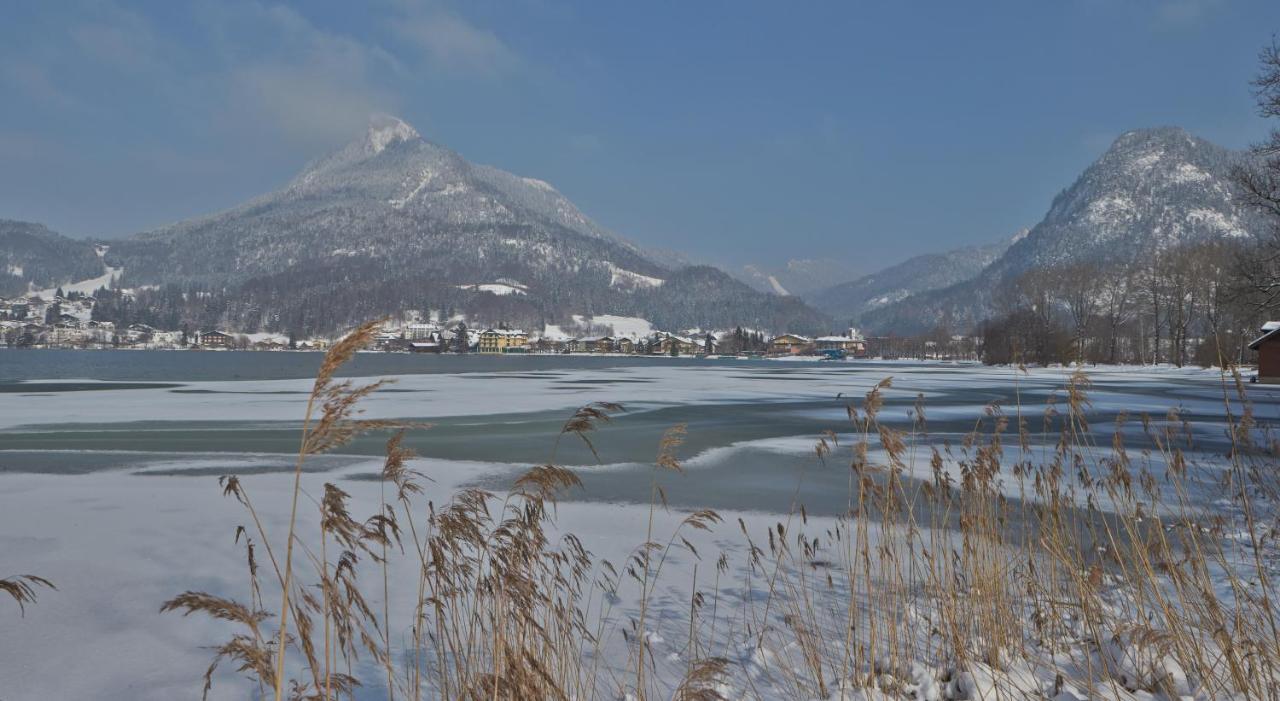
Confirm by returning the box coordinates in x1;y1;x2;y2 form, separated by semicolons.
165;322;1280;700
1;574;54;616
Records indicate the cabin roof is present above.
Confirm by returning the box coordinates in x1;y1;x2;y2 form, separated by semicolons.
1249;322;1280;350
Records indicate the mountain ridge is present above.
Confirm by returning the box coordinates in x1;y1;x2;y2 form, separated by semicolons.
96;115;829;334
804;235;1018;324
860;126;1260;334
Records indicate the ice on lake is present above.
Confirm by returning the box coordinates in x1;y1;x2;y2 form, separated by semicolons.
1;352;1273;699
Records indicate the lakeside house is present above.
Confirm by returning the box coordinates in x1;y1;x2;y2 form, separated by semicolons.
197;330;232;348
573;335;610;353
1250;321;1280;383
768;334;812;355
814;329;868;357
477;328;530;354
652;332;701;355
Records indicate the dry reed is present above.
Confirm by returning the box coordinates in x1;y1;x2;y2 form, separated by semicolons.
164;323;1280;700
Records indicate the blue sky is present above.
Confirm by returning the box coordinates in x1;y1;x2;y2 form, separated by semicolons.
1;0;1278;273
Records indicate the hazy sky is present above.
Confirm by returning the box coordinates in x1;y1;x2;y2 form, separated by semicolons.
2;1;1279;272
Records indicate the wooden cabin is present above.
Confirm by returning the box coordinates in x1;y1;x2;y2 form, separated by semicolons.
1249;321;1280;383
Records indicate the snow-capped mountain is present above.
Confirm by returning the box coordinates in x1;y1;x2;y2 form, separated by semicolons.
101;115;828;334
991;126;1249;273
804;237;1015;324
860;127;1260;334
114;114;657;285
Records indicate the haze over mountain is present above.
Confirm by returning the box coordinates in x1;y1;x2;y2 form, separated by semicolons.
805;236;1019;324
860;126;1260;334
1;122;1262;340
14;116;827;335
734;259;863;297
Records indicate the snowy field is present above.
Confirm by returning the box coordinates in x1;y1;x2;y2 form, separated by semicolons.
1;355;1276;699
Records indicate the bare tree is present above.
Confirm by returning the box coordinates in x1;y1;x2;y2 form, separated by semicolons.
1054;262;1100;362
1233;39;1280;312
1095;261;1137;363
1160;250;1199;367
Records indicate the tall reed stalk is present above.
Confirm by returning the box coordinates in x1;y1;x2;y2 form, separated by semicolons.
164;328;1280;700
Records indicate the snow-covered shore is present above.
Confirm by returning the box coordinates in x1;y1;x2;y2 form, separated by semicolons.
2;361;1276;699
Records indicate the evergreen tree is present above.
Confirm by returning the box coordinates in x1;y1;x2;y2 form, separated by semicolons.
454;323;470;353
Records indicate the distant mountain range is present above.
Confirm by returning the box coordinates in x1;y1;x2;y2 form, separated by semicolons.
2;116;828;335
803;236;1018;324
0;123;1260;337
857;126;1259;334
734;259;863;297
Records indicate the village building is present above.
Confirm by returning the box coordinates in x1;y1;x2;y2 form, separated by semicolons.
767;334;812;355
651;332;700;355
530;337;566;353
254;338;291;351
197;330;233;349
49;324;87;346
572;335;610;353
477;328;529;354
1250;321;1280;383
1;300;30;320
405;322;440;341
814;329;867;357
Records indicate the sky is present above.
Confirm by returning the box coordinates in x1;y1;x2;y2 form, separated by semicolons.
1;0;1279;275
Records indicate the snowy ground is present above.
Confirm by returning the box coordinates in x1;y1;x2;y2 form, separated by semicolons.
0;360;1274;699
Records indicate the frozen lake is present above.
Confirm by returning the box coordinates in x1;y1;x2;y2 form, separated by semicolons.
1;350;1274;699
0;350;1270;514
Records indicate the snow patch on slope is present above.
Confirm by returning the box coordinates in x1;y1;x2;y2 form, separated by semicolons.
1130;148;1164;170
366;115;419;154
1187;208;1247;237
1172;162;1210;184
604;262;664;290
521;177;556;192
766;275;790;296
1086;195;1136;225
572;314;654;338
389;168;436;209
458;282;528;296
33;246;120;297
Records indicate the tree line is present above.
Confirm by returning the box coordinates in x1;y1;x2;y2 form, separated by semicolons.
978;240;1259;366
979;41;1280;368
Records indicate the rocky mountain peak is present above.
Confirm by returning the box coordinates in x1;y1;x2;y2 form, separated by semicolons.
364;114;421;155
